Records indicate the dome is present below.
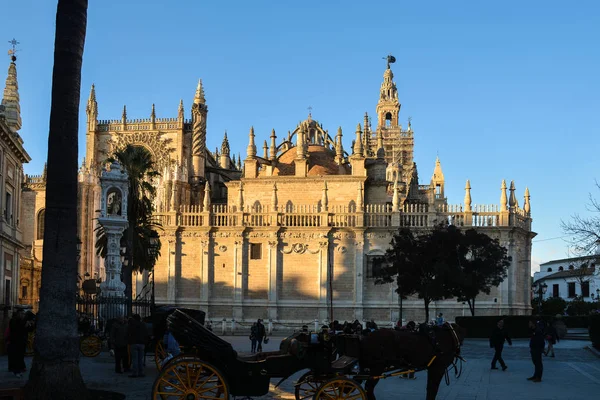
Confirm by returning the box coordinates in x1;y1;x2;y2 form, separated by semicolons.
274;145;349;176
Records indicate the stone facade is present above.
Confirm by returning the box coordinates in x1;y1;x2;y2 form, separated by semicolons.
24;62;536;325
0;55;31;311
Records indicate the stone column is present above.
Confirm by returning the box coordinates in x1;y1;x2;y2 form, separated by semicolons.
267;240;278;321
232;240;243;320
318;240;330;322
167;238;176;303
200;238;210;305
354;235;365;321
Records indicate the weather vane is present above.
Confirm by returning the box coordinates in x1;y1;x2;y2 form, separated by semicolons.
383;54;396;69
307;105;313;118
8;38;19;61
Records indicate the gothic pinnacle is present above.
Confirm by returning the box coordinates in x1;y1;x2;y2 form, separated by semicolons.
246;126;256;158
524;187;531;214
122;105;127;121
194;79;206;104
353;123;363;156
221;131;230;155
464;180;472;212
2;53;22;131
151;103;156;120
269;129;277;160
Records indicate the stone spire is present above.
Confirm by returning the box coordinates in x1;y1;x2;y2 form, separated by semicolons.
321;182;328;211
431;156;444;181
150;103;156;122
524;187;531;215
122;105;127;122
246;126;257;158
500;179;508;210
237;153;242;170
335;127;344;163
194;79;206;105
271;183;278;211
178;99;184;119
376;129;385;159
464;180;472;212
191;80;208;181
509;180;518;208
262;140;268;159
221;131;230;155
269;129;277;160
86;84;97;116
353;123;363;156
296;124;307;159
1;53;21;132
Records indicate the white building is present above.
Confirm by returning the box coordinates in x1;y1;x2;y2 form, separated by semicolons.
533;255;600;302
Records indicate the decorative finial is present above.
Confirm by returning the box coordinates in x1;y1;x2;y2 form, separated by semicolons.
8;38;19;62
500;179;508;210
194;79;206;104
122;105;127;121
246;126;256;158
221;131;230;155
509;180;517;208
524;187;531;215
178;99;184;113
307;105;313;119
353;123;363;156
151;103;156;120
464;180;472;212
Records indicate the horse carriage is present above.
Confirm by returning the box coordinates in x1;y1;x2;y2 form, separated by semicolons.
150;305;207;369
152;310;465;400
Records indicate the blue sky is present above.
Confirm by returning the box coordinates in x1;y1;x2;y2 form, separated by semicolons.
3;1;599;272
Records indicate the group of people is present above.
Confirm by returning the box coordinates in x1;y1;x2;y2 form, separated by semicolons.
108;314;149;378
249;319;267;353
489;318;559;383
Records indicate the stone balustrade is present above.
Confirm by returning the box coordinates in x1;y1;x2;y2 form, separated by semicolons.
153;201;531;230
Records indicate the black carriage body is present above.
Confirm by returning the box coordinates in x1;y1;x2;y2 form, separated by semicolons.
167;310;337;397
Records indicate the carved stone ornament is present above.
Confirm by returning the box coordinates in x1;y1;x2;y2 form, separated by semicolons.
338;246;347;253
268;241;278;248
218;245;227;252
108;132;174;171
281;243;321;255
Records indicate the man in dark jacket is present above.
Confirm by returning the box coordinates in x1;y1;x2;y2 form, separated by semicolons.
490;319;512;371
527;319;545;382
127;314;148;378
110;316;130;373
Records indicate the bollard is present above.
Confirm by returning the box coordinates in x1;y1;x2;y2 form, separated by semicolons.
221;318;226;336
268;319;273;335
231;319;236;335
314;319;319;332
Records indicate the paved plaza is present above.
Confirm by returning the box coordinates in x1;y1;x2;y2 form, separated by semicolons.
1;337;599;399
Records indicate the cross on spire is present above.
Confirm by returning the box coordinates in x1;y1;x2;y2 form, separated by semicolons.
307;105;312;117
8;38;19;61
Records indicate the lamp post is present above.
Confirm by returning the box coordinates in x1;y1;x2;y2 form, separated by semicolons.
532;281;548;314
147;234;160;310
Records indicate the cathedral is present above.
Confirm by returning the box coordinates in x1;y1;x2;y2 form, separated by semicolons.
21;61;536;324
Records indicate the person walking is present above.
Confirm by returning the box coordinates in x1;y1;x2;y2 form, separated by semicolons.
527;319;545;382
7;310;27;377
250;323;258;353
127;314;148;378
110;316;130;374
544;321;558;357
490;319;512;371
256;319;266;353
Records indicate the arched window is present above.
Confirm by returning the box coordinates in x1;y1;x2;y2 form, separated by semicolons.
385;112;392;128
558;266;564;271
37;209;45;240
547;267;553;272
568;265;574;270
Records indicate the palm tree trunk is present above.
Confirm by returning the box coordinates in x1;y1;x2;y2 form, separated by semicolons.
24;1;89;398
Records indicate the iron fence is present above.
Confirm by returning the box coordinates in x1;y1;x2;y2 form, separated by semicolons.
76;296;152;332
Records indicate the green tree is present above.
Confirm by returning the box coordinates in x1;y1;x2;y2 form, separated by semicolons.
376;225;462;322
95;145;161;302
451;229;512;316
24;0;89;398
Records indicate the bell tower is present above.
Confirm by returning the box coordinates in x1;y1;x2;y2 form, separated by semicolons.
376;56;401;130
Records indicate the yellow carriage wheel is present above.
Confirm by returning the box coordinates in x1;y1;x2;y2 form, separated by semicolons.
25;331;35;356
313;377;366;400
294;372;322;400
79;335;102;357
152;357;229;400
155;341;168;370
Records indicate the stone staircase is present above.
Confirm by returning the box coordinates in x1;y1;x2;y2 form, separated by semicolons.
564;328;590;341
